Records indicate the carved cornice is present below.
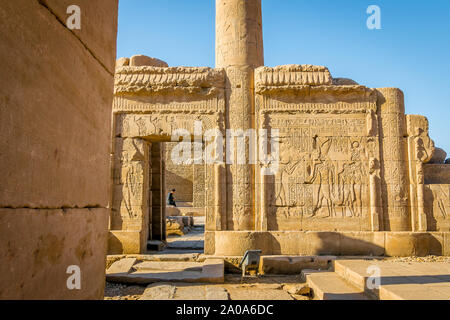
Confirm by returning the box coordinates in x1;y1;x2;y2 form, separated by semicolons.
114;67;226;96
255;65;376;102
255;65;332;92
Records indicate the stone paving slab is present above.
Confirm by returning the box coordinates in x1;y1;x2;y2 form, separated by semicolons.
139;282;293;300
226;288;294;300
134;261;203;272
106;258;224;284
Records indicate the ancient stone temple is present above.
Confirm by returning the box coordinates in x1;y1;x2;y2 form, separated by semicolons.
109;0;450;257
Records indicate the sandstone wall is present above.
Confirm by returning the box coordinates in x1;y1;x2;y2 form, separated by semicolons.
164;142;194;203
0;0;118;299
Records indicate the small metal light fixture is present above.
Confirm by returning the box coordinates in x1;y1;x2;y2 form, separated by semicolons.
239;250;262;277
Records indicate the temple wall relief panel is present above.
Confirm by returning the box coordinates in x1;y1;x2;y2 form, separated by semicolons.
111;137;150;236
255;65;380;232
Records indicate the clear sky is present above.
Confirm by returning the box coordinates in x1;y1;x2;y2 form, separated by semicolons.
117;0;450;155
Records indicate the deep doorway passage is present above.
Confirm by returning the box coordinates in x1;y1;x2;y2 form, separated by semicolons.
147;142;205;255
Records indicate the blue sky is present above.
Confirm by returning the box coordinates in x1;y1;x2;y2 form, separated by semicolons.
117;0;450;154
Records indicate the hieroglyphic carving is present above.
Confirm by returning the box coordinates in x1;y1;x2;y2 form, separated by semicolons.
193;163;206;207
215;0;264;69
369;157;382;231
259;100;376;114
216;0;264;231
424;184;450;231
116;113;220;138
263;113;372;231
224;67;255;231
377;88;411;231
111;138;150;232
407;115;436;231
113;96;225;114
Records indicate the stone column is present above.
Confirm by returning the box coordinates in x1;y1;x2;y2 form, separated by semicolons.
216;0;264;230
406;115;434;231
377;88;411;231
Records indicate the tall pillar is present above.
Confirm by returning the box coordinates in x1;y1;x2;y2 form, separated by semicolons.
216;0;264;230
377;88;411;231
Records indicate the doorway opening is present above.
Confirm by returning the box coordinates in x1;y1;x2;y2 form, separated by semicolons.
147;142;205;255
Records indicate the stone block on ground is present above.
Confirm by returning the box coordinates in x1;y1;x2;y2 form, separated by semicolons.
166;217;185;236
259;255;336;275
106;258;138;275
166;207;181;217
283;283;310;296
140;283;176;300
106;259;224;284
130;55;168;67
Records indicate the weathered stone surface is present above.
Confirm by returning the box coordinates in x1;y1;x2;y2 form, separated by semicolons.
205;286;230;300
212;231;445;257
106;259;224;284
109;230;148;255
429;147;447;164
283;284;310;295
106;258;137;275
0;0;117;300
140;283;176;300
116;57;130;68
129;55;168;67
38;0;119;73
0;0;115;209
332;78;359;85
166;217;186;236
424;165;450;184
0;208;109;299
385;232;430;257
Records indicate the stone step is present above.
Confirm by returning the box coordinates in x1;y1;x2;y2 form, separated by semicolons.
106;258;224;284
333;260;450;300
302;269;371;300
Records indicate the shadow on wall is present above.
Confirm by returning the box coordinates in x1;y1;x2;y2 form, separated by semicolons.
258;232;444;256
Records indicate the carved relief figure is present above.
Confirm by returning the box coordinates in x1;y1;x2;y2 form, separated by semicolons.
305;139;337;217
433;185;448;219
